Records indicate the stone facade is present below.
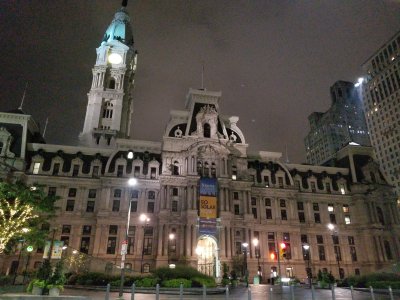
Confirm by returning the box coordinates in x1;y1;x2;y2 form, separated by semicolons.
0;3;399;282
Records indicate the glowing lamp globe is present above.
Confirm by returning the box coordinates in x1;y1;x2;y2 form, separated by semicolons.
108;53;123;64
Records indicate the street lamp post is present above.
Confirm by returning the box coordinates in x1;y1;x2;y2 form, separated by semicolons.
242;242;249;287
140;213;150;273
252;238;261;282
302;243;312;288
12;228;29;285
118;178;137;298
23;245;33;284
327;223;341;280
168;233;175;266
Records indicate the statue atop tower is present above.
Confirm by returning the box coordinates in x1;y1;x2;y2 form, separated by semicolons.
79;0;137;148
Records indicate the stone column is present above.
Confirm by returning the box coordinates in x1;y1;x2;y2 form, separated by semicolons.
193;186;198;210
157;225;164;256
226;227;232;258
219;187;224;213
220;226;226;258
166;186;170;209
188;185;192;210
192;225;197;257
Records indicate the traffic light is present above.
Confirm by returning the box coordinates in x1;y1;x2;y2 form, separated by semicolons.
280;242;287;259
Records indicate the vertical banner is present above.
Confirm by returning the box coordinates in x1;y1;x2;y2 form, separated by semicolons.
43;240;64;259
199;178;218;235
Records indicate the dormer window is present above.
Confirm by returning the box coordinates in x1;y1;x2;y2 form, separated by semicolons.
339;184;346;195
325;182;331;193
72;165;79;177
232;166;237;180
134;166;140;177
117;165;124;177
33;162;41;174
310;182;316;193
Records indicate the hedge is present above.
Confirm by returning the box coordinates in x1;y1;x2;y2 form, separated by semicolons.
162;278;192;288
342;273;400;288
134;277;158;287
366;281;400;289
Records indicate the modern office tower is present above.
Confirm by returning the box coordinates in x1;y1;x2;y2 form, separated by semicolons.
361;30;400;196
305;81;370;165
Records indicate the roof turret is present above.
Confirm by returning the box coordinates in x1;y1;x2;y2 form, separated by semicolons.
101;0;134;47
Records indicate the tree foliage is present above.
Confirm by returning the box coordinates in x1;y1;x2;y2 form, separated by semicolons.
0;180;57;254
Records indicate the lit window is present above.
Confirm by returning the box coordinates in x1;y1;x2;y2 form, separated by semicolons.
340;185;346;195
33;162;41;174
343;204;349;213
345;216;351;225
328;204;334;212
127;151;134;159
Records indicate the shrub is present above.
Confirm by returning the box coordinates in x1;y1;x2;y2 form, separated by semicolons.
134;277;158;287
342;273;400;288
67;273;78;285
36;259;52;281
110;279;121;287
192;276;216;288
162;278;191;288
221;278;230;286
367;281;400;289
154;266;203;281
0;275;12;285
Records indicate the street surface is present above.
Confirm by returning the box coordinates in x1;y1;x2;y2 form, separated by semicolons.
61;285;395;300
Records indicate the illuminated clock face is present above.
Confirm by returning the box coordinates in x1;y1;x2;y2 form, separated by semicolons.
108;53;123;64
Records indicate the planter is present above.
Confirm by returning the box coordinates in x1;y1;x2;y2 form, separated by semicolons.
49;287;61;296
32;286;43;295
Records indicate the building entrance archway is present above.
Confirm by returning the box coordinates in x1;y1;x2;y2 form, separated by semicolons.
196;235;220;278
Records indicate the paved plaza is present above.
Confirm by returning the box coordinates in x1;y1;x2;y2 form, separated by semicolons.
59;285;395;300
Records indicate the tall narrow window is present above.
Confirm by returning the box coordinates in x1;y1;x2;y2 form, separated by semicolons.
108;78;116;89
72;165;79;177
53;163;60;175
203;123;211;138
33;162;41;174
117;165;124;177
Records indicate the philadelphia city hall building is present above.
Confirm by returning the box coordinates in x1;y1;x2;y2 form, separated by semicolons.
1;1;399;282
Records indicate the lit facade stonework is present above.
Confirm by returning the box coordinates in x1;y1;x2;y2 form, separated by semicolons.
361;30;400;196
1;3;399;281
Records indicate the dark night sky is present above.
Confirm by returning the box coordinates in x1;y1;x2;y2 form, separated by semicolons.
1;1;400;163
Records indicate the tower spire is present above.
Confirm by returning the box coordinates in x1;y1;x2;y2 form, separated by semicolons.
18;83;28;111
201;62;205;90
43;117;49;138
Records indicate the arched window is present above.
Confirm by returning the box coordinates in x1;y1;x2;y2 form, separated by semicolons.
211;163;216;178
108;78;116;89
172;161;179;175
197;161;203;177
102;102;113;119
203;123;211;138
204;162;209;177
384;240;393;260
376;206;385;225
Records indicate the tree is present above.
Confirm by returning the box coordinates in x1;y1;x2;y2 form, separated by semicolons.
0;180;57;254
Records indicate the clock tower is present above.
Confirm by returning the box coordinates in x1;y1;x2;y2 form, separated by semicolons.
79;0;137;147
